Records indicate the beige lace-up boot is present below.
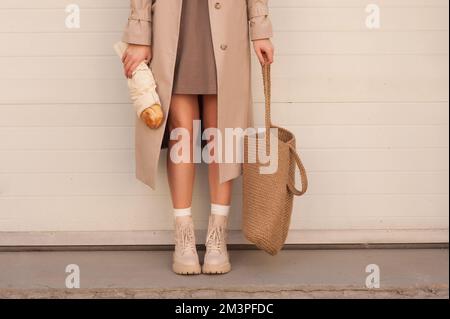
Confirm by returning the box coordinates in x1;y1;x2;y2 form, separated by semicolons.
172;216;201;275
202;214;231;274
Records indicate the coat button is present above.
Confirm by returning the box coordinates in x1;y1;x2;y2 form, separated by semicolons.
215;2;221;9
220;44;228;51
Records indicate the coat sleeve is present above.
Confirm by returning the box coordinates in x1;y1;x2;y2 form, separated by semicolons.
247;0;273;40
122;0;153;46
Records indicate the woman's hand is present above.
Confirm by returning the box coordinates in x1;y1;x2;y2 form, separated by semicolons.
122;44;152;78
253;39;274;65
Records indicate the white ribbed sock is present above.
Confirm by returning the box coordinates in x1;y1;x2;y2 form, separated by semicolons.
173;207;192;218
211;203;230;217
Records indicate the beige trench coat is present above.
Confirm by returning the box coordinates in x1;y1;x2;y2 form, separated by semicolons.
122;0;273;189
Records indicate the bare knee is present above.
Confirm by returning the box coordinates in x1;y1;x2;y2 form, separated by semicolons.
168;112;193;133
168;95;198;142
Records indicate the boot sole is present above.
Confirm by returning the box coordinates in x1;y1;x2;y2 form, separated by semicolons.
172;262;201;275
202;262;231;275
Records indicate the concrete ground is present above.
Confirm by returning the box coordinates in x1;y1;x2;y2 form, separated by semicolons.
0;248;448;299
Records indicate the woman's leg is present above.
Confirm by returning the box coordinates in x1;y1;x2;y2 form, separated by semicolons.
202;94;232;204
167;94;201;275
201;94;232;274
167;94;199;209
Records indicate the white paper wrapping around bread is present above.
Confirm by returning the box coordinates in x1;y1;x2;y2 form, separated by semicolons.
113;41;161;117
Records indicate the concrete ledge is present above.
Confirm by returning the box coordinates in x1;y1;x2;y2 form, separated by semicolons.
0;249;448;299
1;285;448;299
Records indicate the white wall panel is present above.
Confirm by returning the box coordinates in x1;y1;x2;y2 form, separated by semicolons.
0;0;448;244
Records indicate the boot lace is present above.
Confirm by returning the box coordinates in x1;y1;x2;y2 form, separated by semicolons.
206;225;226;253
176;223;196;255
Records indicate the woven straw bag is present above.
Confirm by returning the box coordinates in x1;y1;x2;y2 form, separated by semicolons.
243;64;308;255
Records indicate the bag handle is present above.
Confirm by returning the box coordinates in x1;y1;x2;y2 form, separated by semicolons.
262;63;308;196
288;145;308;196
262;63;273;133
262;63;273;153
